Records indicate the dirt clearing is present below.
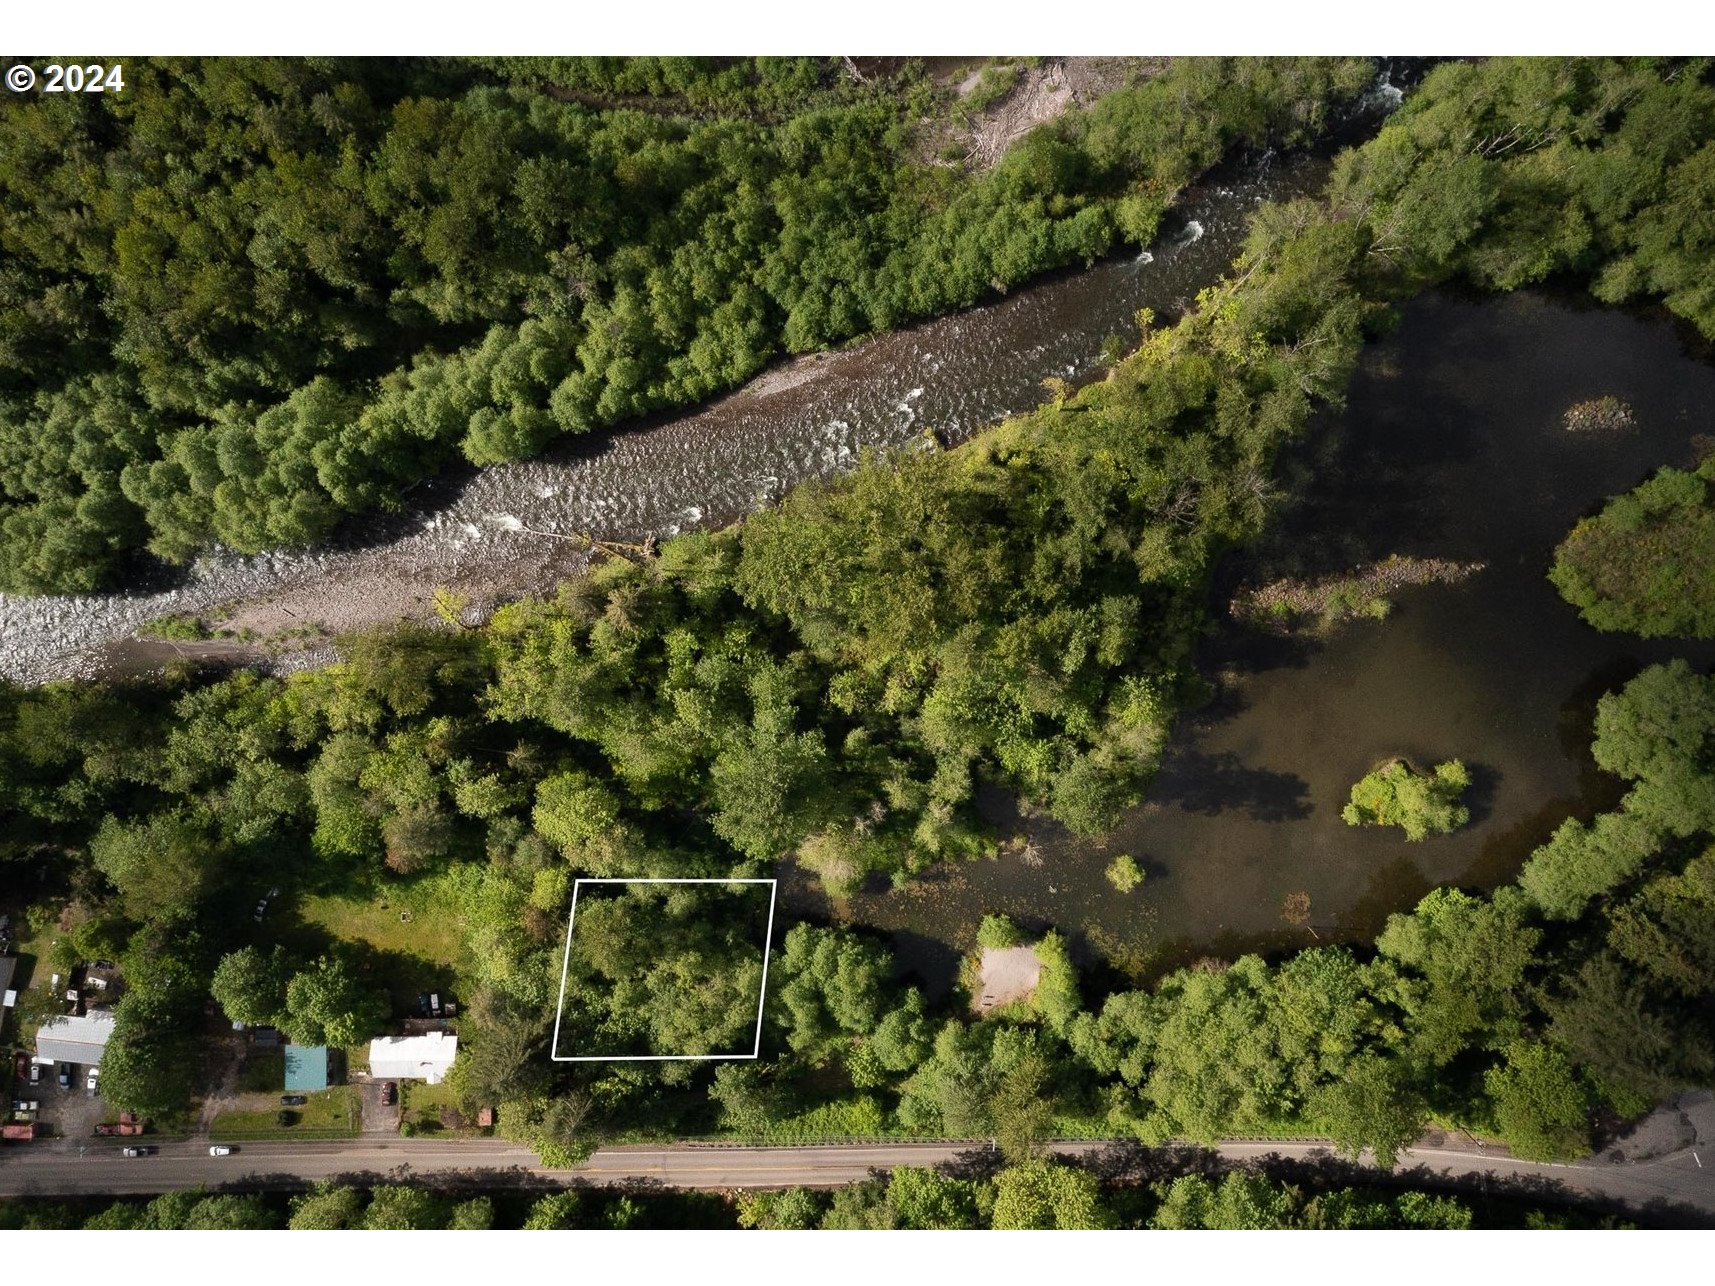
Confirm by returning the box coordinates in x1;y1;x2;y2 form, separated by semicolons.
975;945;1043;1012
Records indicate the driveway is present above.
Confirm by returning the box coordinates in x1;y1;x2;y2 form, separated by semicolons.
31;1066;107;1142
356;1077;399;1135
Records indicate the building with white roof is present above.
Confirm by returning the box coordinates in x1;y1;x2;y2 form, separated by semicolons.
368;1031;458;1084
36;1009;117;1066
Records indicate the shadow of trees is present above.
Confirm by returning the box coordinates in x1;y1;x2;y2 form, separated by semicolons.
1147;751;1312;822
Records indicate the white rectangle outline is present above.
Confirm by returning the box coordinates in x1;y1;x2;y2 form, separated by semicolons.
550;877;779;1062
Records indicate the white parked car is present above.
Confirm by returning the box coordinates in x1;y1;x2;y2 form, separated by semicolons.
208;1144;233;1156
86;1068;99;1092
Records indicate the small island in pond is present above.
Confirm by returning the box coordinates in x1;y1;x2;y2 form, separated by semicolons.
1341;759;1472;841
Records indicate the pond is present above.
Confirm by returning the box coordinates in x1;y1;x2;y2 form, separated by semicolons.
782;289;1715;994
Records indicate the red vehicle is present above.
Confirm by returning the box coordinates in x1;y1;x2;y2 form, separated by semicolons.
380;1081;396;1106
94;1123;118;1136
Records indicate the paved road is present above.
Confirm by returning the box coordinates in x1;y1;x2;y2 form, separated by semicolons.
0;1138;543;1196
1;1095;1709;1219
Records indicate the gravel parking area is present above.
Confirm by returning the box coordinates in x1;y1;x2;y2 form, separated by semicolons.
31;1064;108;1141
358;1077;399;1135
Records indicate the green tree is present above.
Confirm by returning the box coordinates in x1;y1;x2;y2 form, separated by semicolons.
1031;931;1082;1034
1374;887;1540;1066
97;984;204;1119
210;945;293;1028
179;1194;281;1230
88;810;221;921
1591;661;1715;838
736;1186;826;1229
289;1183;368;1230
1550;459;1715;638
771;924;892;1058
990;1159;1109;1230
1309;1054;1426;1168
281;955;390;1048
989;1053;1056;1162
362;1185;449;1230
1484;1041;1593;1162
1151;1173;1297;1229
886;1166;985;1230
1341;759;1471;840
1105;853;1144;892
521;1191;581;1230
447;1197;494;1230
708;1062;784;1137
977;913;1023;949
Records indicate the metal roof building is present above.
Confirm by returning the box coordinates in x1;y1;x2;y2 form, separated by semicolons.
368;1031;457;1084
284;1044;330;1092
36;1009;117;1066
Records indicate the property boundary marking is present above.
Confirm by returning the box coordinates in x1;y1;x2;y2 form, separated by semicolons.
550;877;779;1062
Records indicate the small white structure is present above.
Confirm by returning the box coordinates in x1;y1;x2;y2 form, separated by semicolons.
368;1031;457;1085
36;1009;117;1066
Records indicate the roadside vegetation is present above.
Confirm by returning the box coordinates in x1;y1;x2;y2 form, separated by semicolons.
1;57;1713;1183
0;1164;1648;1230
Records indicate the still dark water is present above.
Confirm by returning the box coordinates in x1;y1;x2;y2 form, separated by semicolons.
783;290;1715;994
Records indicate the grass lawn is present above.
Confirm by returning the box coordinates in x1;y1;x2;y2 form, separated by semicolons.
239;1052;284;1093
209;1086;360;1140
295;870;472;1012
400;1078;481;1135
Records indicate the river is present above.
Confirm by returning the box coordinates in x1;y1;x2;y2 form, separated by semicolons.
784;289;1715;994
0;151;1331;686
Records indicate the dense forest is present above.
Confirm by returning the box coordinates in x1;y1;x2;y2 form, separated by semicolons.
0;54;1374;593
2;57;1714;1192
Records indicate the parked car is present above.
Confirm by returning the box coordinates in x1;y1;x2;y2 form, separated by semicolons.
280;1094;307;1106
57;1065;70;1089
93;1123;117;1136
86;1067;99;1093
209;1144;233;1156
417;991;431;1016
380;1081;396;1106
27;1063;41;1086
429;992;442;1016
